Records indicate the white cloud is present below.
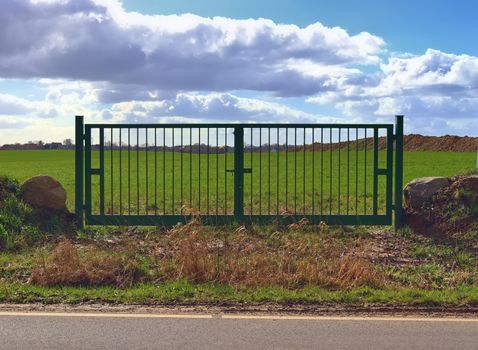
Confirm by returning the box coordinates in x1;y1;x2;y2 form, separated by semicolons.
308;49;478;126
0;93;59;118
0;0;385;97
105;92;336;124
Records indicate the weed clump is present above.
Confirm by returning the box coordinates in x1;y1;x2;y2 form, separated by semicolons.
0;176;21;203
30;239;145;287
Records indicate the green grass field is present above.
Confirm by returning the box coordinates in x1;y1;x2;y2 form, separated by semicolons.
0;150;475;214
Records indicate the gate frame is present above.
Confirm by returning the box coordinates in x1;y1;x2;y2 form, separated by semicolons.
75;116;404;229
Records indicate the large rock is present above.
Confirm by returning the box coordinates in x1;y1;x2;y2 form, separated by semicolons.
404;177;450;210
21;175;67;211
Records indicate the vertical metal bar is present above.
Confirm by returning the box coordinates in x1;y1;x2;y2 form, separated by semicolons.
394;115;404;230
259;129;262;215
364;128;367;214
373;128;379;215
128;128;131;215
320;128;324;217
172;128;175;215
312;128;315;218
136;128;139;215
268;128;271;215
84;126;92;220
207;128;210;214
145;128;148;215
303;128;305;215
386;126;394;220
355;128;359;215
294;128;297;216
198;128;201;212
111;128;114;215
225;128;228;215
277;128;280;216
251;128;254;216
163;128;166;215
190;128;192;209
216;128;219;216
74;116;84;228
234;127;244;221
155;129;157;216
338;128;341;214
181;128;184;214
119;128;122;215
347;128;350;215
329;128;332;215
99;128;104;216
285;129;288;211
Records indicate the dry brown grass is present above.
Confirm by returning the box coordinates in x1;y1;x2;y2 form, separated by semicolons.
30;239;144;287
28;220;387;289
158;220;386;289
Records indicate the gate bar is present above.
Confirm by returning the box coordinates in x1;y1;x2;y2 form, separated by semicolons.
394;115;404;230
75;115;84;229
234;127;244;220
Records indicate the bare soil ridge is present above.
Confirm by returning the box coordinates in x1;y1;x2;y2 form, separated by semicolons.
303;134;478;152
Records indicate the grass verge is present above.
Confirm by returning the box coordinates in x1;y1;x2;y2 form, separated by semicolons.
1;281;478;306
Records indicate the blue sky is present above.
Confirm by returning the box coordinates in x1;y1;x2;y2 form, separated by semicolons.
0;0;477;144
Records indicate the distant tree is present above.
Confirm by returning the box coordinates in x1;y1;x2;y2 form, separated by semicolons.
63;138;73;146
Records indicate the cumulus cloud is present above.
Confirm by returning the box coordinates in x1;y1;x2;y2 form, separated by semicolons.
0;93;59;118
0;0;384;97
104;92;336;124
0;86;342;144
309;49;478;125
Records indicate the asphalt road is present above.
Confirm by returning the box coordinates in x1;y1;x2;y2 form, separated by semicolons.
1;312;477;350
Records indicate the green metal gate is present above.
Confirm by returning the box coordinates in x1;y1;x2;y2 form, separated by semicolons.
75;116;403;228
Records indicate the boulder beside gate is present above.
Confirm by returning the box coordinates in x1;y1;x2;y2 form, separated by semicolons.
21;175;67;211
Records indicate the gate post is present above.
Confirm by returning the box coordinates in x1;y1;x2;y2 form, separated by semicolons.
75;115;84;229
394;115;404;230
233;127;244;221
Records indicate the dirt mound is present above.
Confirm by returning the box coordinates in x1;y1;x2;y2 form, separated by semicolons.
403;134;478;152
404;175;478;241
303;134;478;153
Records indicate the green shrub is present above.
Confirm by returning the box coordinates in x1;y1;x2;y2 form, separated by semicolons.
0;223;16;251
0;182;48;250
0;176;21;203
